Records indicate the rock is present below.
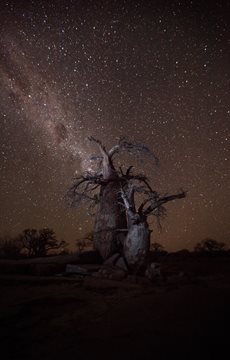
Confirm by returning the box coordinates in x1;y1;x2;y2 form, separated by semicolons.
115;257;128;272
104;254;128;273
65;264;89;275
103;253;120;266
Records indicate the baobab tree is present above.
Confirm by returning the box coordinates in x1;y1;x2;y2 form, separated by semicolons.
67;136;186;269
121;183;186;269
67;136;158;259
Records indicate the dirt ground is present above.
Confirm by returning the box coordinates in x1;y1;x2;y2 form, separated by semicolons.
0;257;230;360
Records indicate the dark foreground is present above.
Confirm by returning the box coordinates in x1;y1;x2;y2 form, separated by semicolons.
0;256;230;360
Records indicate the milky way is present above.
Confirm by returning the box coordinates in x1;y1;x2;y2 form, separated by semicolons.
0;33;91;168
0;0;229;251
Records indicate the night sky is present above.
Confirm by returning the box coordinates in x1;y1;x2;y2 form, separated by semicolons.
0;0;229;251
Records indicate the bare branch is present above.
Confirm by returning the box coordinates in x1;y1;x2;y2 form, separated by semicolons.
143;191;186;216
126;165;134;176
120;186;136;217
108;137;159;165
108;144;120;157
66;173;102;207
88;136;117;179
88;136;108;157
119;166;125;176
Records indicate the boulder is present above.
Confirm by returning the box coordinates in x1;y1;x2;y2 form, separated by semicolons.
65;264;89;275
115;256;128;272
103;253;120;266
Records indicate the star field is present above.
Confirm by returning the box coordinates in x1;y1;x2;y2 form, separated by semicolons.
0;0;229;251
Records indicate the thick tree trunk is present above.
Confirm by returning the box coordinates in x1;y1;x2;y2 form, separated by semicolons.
123;221;150;269
93;181;127;259
121;187;186;269
88;137;128;259
121;187;150;269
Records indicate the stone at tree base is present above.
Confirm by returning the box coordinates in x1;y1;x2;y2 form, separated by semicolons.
65;264;89;275
103;254;128;272
103;253;120;266
114;256;128;272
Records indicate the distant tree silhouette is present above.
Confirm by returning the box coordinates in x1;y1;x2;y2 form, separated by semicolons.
20;228;66;257
151;242;165;252
0;236;22;259
194;238;226;253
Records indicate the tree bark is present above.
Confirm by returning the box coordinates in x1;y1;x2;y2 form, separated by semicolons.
93;181;127;259
123;221;150;269
89;138;127;259
122;188;186;269
121;187;150;269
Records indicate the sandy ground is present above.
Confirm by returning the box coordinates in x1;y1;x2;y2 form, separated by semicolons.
0;258;230;359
